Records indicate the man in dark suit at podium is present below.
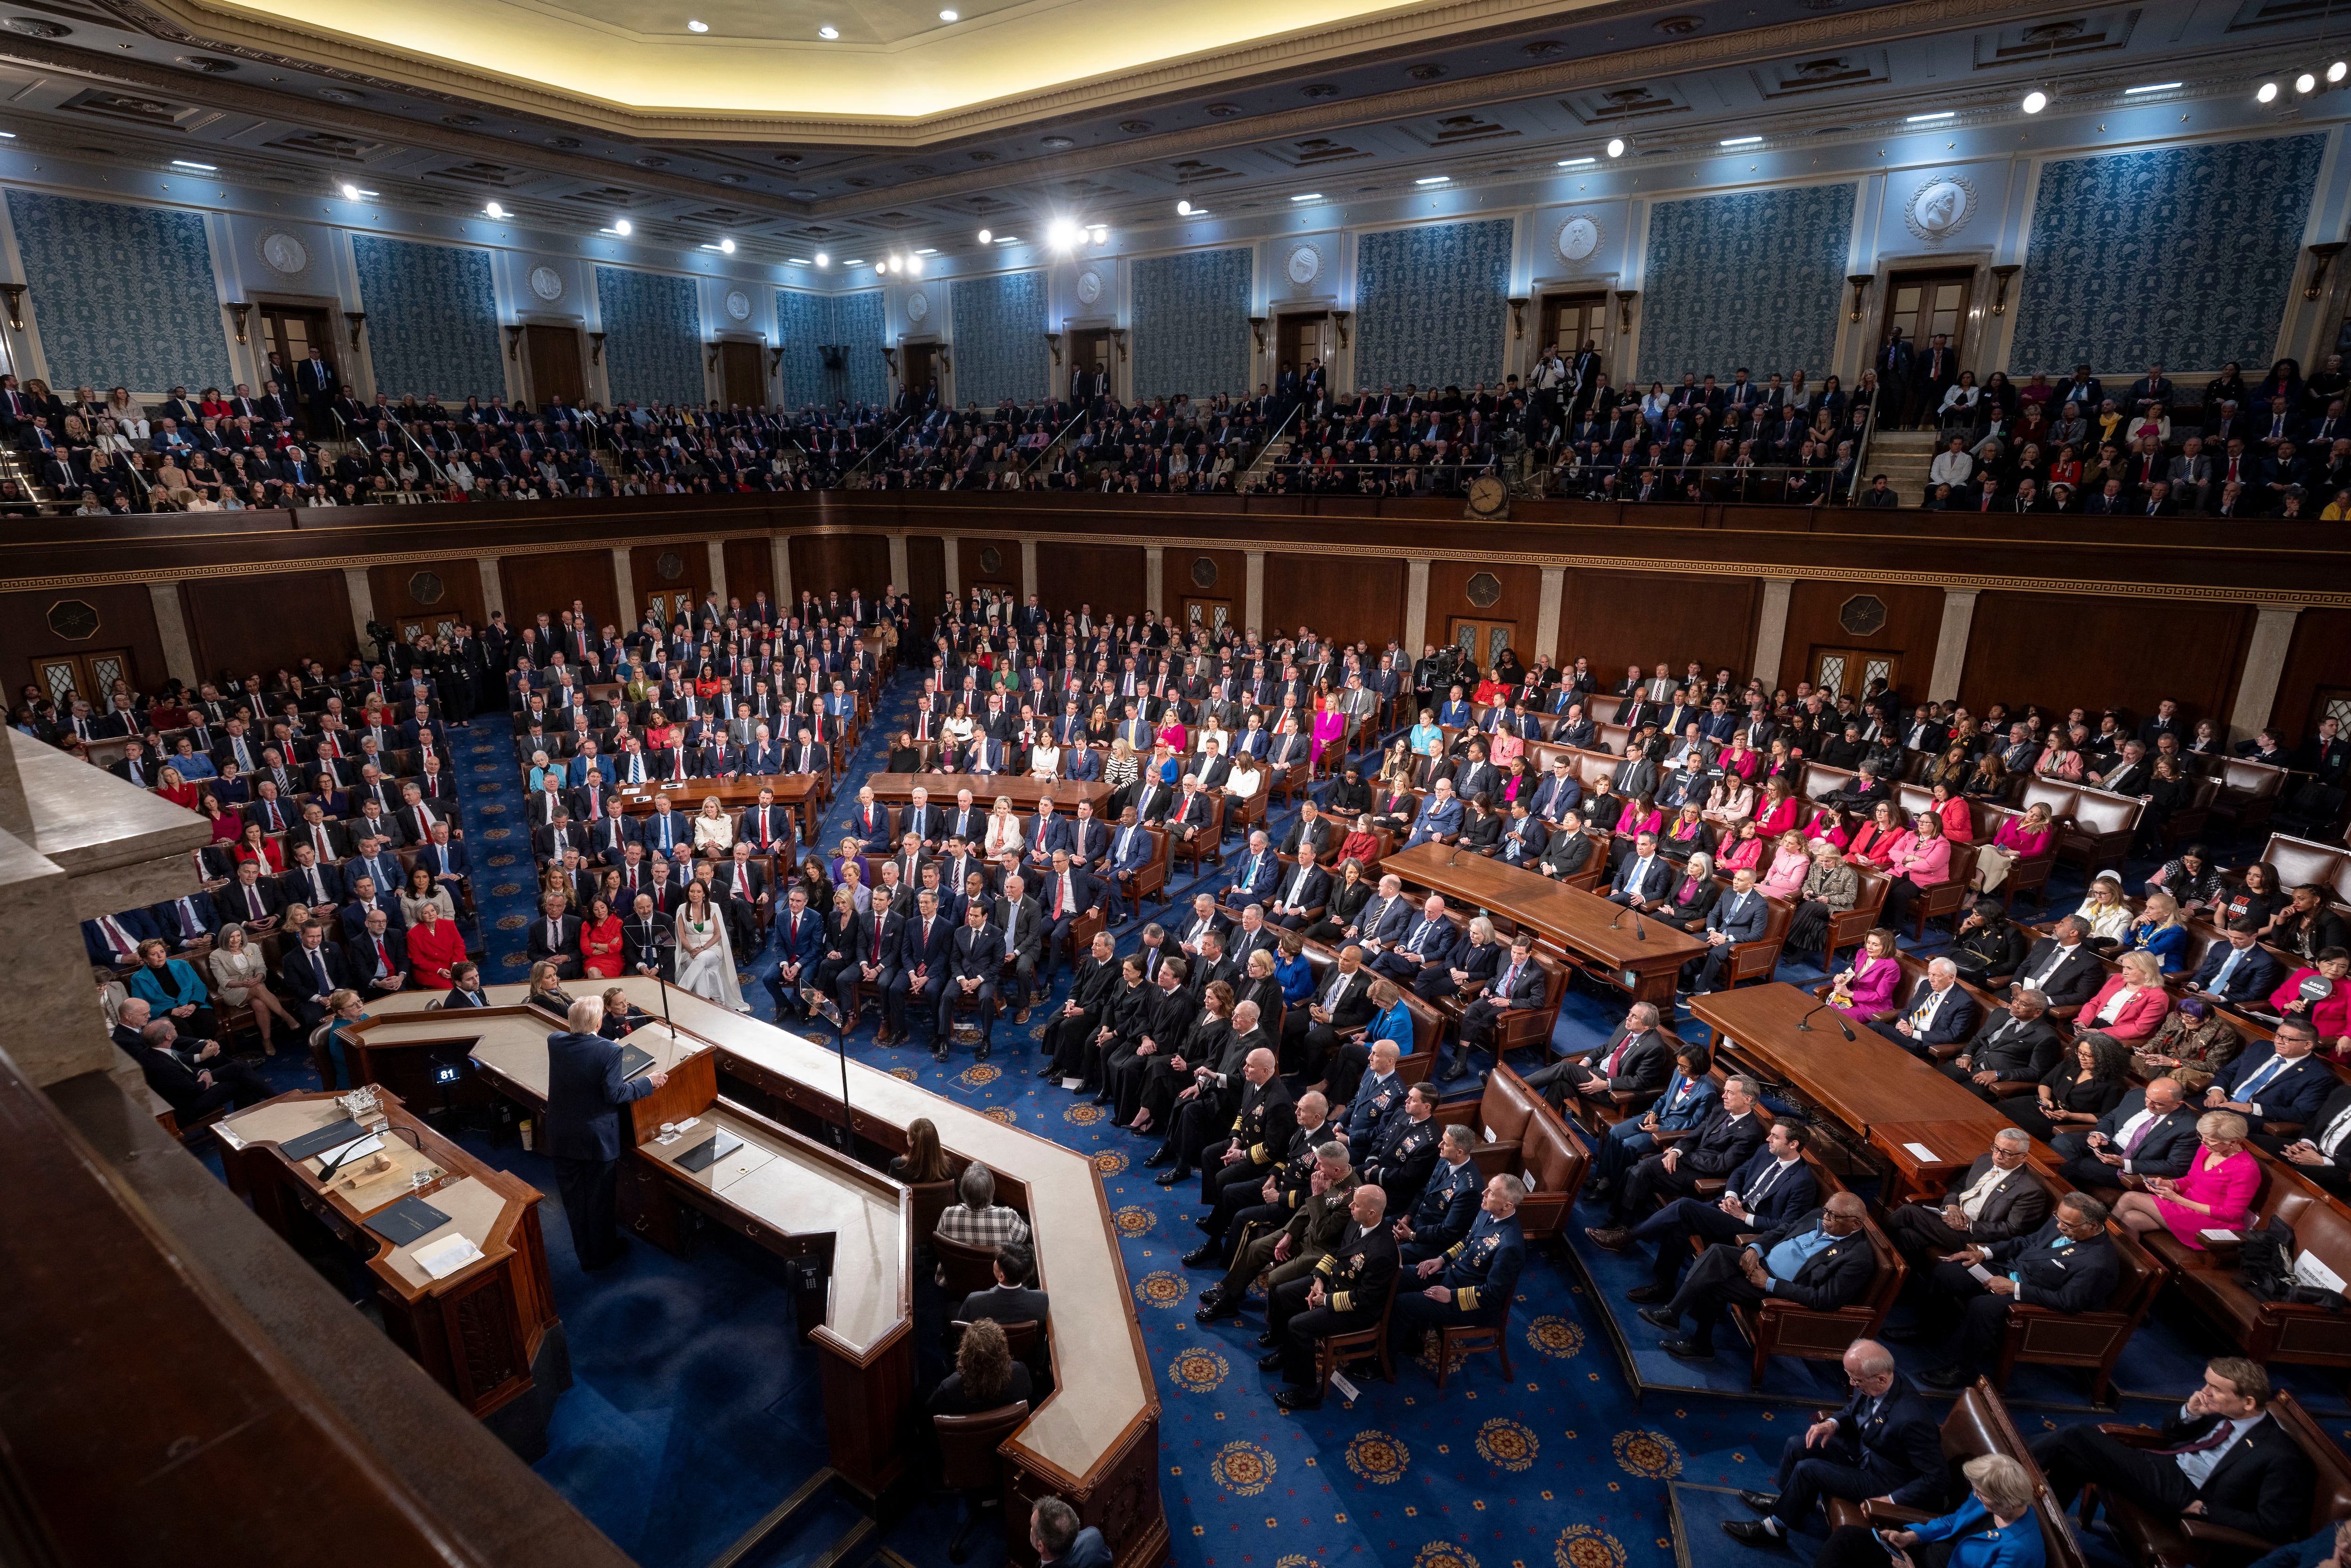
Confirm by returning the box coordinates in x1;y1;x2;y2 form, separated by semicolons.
546;995;667;1270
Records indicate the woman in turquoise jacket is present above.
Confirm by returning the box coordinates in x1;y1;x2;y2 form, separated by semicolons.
1813;1452;2044;1568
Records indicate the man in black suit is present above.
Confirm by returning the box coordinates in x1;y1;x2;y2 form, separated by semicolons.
527;890;585;980
953;1240;1050;1329
1882;1127;2049;1271
1600;1119;1819;1299
1193;1038;1297;1206
1872;957;1981;1055
621;892;674;981
1638;1192;1873;1362
1940;991;2066;1100
1270;1182;1400;1411
546;994;668;1269
1156;1017;1275;1182
1521;1001;1668;1111
2048;1076;2198;1192
2001;916;2106;1003
1681;867;1770;996
1293;944;1377;1082
2030;1358;2315;1544
1722;1338;1945;1544
1588;1074;1765;1231
940;900;1006;1060
116;1008;270;1120
2184;921;2288;1011
294;349;340;437
1878;331;1915;427
1917;1193;2118;1390
1043;930;1122;1084
344;908;410;1001
278;922;350;1027
214;859;286;930
2204;1017;2334;1135
2262;1080;2351;1195
1445;930;1547;1081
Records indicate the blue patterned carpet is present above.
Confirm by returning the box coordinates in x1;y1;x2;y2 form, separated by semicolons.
212;673;2350;1568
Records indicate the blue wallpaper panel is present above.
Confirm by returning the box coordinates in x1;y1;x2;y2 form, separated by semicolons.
8;191;229;392
776;288;887;410
2010;134;2327;373
1636;183;1854;385
349;235;502;400
1354;219;1513;393
594;264;704;408
1131;247;1252;400
948;270;1047;406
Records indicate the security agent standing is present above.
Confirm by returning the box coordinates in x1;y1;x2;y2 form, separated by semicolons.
1269;1182;1399;1410
546;995;668;1269
1390;1174;1526;1352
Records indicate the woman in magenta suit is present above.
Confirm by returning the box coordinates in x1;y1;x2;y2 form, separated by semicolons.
1828;927;1902;1020
1971;802;2054;893
2075;951;2173;1042
1310;693;1346;768
1802;805;1849;851
1878;812;1953;927
2110;1111;2258;1249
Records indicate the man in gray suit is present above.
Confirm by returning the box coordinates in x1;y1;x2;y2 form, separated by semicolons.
1882;1127;2050;1275
1523;1001;1669;1111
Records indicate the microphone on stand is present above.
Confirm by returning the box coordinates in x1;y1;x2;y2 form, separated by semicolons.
1794;999;1855;1040
1631;908;1646;942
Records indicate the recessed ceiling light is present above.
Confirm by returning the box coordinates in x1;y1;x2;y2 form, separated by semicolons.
994;235;1017;244
1605;137;1626;157
1904;111;1953;123
484;200;505;218
1290;192;1324;202
719;236;735;253
915;247;939;255
170;158;216;171
2122;81;2182;94
2331;60;2348;83
1175;199;1191;214
1557;156;1595;167
1719;135;1762;147
686;17;707;31
814;252;829;267
2021;89;2048;113
976;227;992;243
700;243;720;251
1415;175;1450;185
2296;71;2318;93
874;262;886;275
0;131;15;139
939;7;957;16
788;257;809;265
339;181;362;200
818;24;838;38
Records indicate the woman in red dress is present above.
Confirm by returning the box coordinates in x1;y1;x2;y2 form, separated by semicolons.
231;819;284;874
579;895;625;980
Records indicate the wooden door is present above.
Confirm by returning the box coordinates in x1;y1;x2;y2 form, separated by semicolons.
1880;269;1973;365
257;305;339;433
1809;646;1900;703
1179;597;1231;636
717;340;765;410
1447;617;1520;675
1067;330;1110;398
900;342;936;403
522;325;586;410
1277;313;1328;385
34;646;132;709
1539;292;1608;362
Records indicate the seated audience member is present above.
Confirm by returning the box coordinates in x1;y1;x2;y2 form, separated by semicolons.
1268;1183;1396;1411
127;938;217;1040
1801;1453;2043;1568
1882;1127;2048;1271
1720;1338;1944;1546
1583;1043;1718;1196
1585;1073;1765;1231
2029;1357;2315;1544
1028;1497;1112;1568
1519;1001;1669;1110
1872;956;1981;1055
2044;1073;2198;1191
1635;1191;1875;1362
1389;1173;1526;1353
1940;990;2064;1101
932;1162;1028;1284
928;1316;1032;1417
1913;1192;2116;1390
2183;920;2287;1010
2107;1110;2260;1246
2202;1016;2332;1135
953;1240;1050;1329
1592;1119;1818;1300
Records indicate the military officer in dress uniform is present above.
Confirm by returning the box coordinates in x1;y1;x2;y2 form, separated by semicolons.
1270;1184;1400;1410
1391;1174;1527;1353
1188;1091;1327;1280
1197;1142;1357;1324
1197;1045;1298;1208
1358;1081;1444;1209
1394;1124;1483;1262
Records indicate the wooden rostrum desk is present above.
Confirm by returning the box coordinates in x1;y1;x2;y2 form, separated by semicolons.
211;1086;564;1456
366;979;1167;1567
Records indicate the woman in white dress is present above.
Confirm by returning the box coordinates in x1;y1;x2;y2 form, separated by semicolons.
1027;739;1062;780
692;796;734;859
983;795;1024;858
674;880;749;1011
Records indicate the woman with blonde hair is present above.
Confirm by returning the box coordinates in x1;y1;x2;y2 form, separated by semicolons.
1971;802;2053;893
983;794;1024;858
208;922;295;1055
692;795;734;858
2109;1111;2257;1248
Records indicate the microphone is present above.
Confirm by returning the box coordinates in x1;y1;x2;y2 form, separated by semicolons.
1794;999;1855;1040
1631;909;1646;941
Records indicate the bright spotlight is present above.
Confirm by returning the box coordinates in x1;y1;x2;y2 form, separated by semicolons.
2258;80;2280;102
340;182;361;200
2296;72;2318;93
484;201;504;219
2331;60;2348;83
977;228;992;244
906;254;923;274
814;252;829;268
2022;89;2048;113
614;218;632;235
1605;137;1626;158
719;236;735;253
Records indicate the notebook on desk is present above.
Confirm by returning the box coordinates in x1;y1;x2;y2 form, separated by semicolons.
619;1042;657;1080
674;1130;743;1174
278;1116;365;1162
363;1195;451;1247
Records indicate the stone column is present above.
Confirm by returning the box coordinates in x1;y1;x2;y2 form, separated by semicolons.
1019;538;1039;601
1751;578;1794;688
1534;567;1565;663
1244;550;1265;636
886;532;909;594
942;535;960;598
2228;603;2304;742
611;547;637;629
477;556;506;620
1402;559;1431;659
341;567;376;660
146;581;198;686
770;535;793;612
705;540;727;606
1145;547;1165;621
1926;588;1980;703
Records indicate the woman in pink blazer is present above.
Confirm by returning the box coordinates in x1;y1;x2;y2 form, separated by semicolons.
1878;812;1952;928
1715;820;1767;875
1758;830;1811;899
2075;951;2173;1042
1802;806;1849;851
1829;927;1902;1020
2110;1111;2258;1249
1971;803;2054;893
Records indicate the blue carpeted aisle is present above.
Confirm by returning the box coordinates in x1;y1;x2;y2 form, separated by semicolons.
212;675;2351;1568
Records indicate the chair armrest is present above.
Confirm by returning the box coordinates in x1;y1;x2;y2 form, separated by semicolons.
1859;1503;1938;1527
1468;1142;1523;1178
2093;1423;2162;1447
2180;1521;2277;1555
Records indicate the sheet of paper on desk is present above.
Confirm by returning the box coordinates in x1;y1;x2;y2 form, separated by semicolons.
413;1234;485;1280
1902;1142;1939;1162
2199;1228;2241;1243
315;1133;384;1172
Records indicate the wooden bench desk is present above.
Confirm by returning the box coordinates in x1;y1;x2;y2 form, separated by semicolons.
609;772;818;842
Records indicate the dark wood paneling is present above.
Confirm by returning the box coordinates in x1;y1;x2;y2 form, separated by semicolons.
0;583;167;695
631;542;709;622
366;558;486;635
954;536;1019;593
1169;547;1247;625
905;534;946;614
721;538;773;608
1776;581;1947;695
1267;551;1404;652
497;550;619;632
793;534;892;602
1960;592;2255;728
2269;607;2351;743
1558;570;1762;683
182;570;353;680
1036;543;1144;622
1422;560;1543;662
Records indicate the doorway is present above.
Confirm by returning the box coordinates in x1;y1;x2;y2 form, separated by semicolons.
900;342;938;406
1539;292;1608;368
716;340;765;410
1809;646;1900;704
645;591;698;629
1447;617;1521;675
522;325;586;410
1066;329;1110;402
1180;598;1231;637
1880;269;1974;368
1276;313;1328;389
256;304;339;434
34;647;133;710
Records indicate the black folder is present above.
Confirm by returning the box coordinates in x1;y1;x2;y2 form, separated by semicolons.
279;1116;366;1162
363;1195;451;1247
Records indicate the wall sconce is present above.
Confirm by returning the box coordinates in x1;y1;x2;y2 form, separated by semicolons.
705;342;723;371
1613;290;1637;332
2304;242;2348;301
223;299;251;345
1507;297;1528;340
1333;309;1351;350
587;331;607;365
767;343;784;377
1248;315;1268;352
1988;264;2021;316
1045;331;1063;365
1845;274;1874;323
503;324;524;361
938;349;953;373
343;311;366;349
1111;328;1128;362
880;346;899;376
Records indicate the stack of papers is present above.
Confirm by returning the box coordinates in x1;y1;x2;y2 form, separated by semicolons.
413;1234;485;1280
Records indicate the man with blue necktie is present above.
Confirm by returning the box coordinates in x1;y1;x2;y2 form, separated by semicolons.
1602;1119;1818;1298
2184;920;2286;1009
1401;777;1462;850
1682;867;1769;995
1389;1174;1526;1354
1444;930;1546;1081
2204;1016;2331;1134
1223;829;1281;909
1638;1190;1873;1363
1607;831;1673;907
